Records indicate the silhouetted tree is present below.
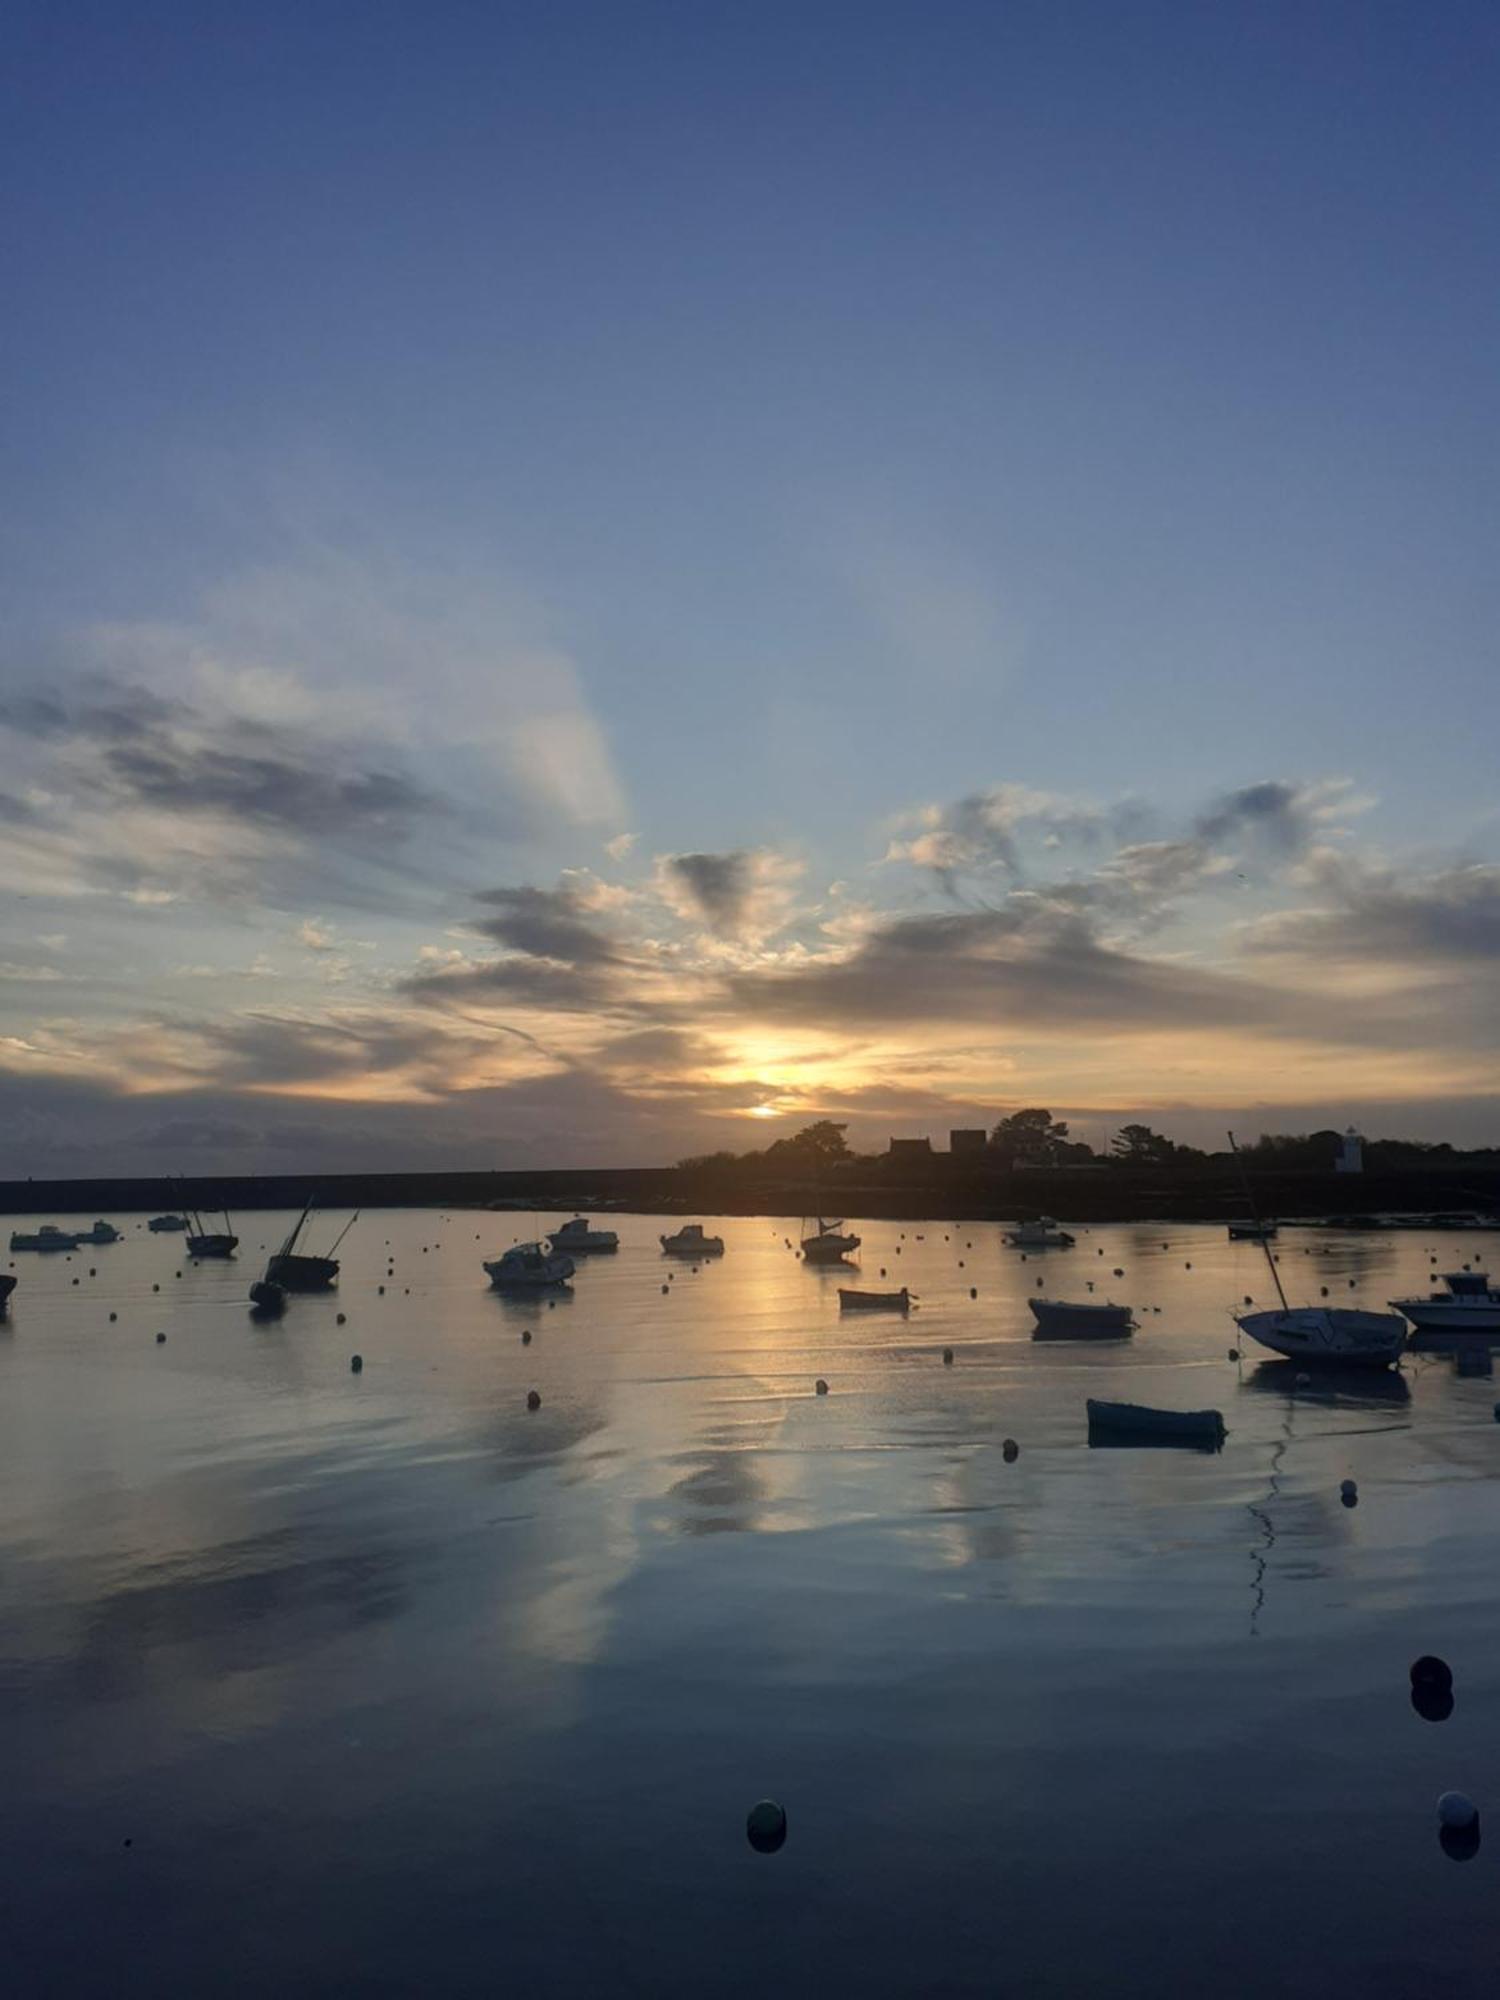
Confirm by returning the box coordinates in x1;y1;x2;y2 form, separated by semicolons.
1110;1123;1177;1166
762;1120;853;1170
989;1108;1072;1165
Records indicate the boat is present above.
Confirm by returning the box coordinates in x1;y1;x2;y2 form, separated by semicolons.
1236;1306;1408;1365
1029;1298;1134;1338
838;1287;911;1312
484;1242;575;1289
9;1225;80;1253
148;1213;188;1232
800;1217;861;1264
1390;1270;1500;1334
248;1279;286;1315
1228;1131;1407;1367
264;1201;355;1290
77;1219;121;1245
660;1224;725;1257
0;1273;15;1315
181;1189;238;1259
1086;1397;1226;1445
1228;1220;1278;1240
1004;1217;1075;1248
547;1217;620;1254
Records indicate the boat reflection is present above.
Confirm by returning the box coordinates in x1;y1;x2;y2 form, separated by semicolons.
1241;1359;1411;1407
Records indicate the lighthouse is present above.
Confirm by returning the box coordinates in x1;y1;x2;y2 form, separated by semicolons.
1335;1126;1364;1175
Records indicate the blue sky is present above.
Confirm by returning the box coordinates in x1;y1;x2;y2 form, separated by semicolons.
2;3;1498;1170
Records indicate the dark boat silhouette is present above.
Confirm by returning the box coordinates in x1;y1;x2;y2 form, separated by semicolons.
264;1200;356;1290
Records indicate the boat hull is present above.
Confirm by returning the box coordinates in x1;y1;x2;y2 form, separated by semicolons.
660;1234;725;1257
1394;1301;1500;1333
1086;1397;1225;1445
9;1231;79;1252
149;1215;188;1232
187;1235;238;1259
801;1239;860;1264
1235;1307;1406;1365
1029;1299;1134;1338
838;1289;910;1312
0;1274;15;1312
266;1252;337;1290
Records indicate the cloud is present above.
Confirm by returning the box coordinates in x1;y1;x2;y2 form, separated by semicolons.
1246;858;1500;965
655;848;804;941
473;884;620;966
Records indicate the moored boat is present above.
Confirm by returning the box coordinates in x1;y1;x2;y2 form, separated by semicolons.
0;1273;15;1314
1228;1220;1278;1240
1004;1217;1075;1248
547;1217;620;1254
660;1223;725;1257
1029;1298;1134;1338
484;1242;575;1290
838;1287;911;1312
148;1213;188;1232
1235;1305;1408;1366
1390;1271;1500;1334
78;1220;121;1245
265;1200;354;1290
801;1218;861;1265
9;1225;79;1253
1228;1129;1406;1368
248;1278;286;1315
1086;1398;1226;1446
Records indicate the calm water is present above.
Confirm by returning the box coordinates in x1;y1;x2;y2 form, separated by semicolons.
3;1211;1500;1996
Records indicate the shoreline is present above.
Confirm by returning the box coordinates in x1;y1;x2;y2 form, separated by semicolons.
3;1161;1497;1227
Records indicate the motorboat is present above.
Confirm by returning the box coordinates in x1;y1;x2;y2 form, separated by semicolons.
78;1219;121;1245
1228;1129;1407;1367
1029;1298;1134;1338
660;1224;725;1257
148;1213;188;1232
265;1201;354;1290
9;1225;79;1253
547;1217;620;1254
1390;1271;1500;1334
0;1273;15;1315
1086;1398;1225;1447
1004;1218;1075;1248
800;1218;861;1265
838;1287;911;1312
248;1279;286;1315
484;1242;575;1290
1235;1305;1408;1366
1228;1220;1277;1240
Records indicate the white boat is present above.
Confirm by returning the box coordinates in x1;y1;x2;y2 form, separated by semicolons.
1004;1217;1075;1248
1029;1298;1134;1338
484;1242;576;1289
801;1217;861;1264
9;1225;80;1253
1235;1305;1408;1366
1228;1220;1278;1240
1391;1271;1500;1333
660;1223;725;1257
1228;1128;1407;1368
547;1217;620;1254
78;1219;122;1245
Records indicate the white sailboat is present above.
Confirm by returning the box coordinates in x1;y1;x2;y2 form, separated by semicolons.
1228;1132;1407;1367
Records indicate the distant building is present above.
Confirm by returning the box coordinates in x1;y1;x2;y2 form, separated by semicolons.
1336;1126;1364;1174
950;1129;988;1157
887;1137;934;1161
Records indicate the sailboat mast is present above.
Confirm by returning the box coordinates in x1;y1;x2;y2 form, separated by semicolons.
1228;1131;1290;1314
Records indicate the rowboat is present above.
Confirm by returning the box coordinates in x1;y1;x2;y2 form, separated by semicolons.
1085;1398;1226;1446
1029;1298;1134;1338
838;1287;911;1312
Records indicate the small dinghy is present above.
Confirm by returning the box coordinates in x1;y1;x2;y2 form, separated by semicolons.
1086;1398;1226;1446
1029;1298;1134;1338
838;1287;911;1312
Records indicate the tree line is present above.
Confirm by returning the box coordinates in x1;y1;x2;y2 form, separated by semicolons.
679;1114;1500;1175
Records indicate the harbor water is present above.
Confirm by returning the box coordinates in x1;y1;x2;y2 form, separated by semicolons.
2;1212;1499;1995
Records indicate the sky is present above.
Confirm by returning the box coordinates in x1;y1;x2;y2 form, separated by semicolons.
2;1;1498;1175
